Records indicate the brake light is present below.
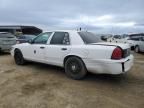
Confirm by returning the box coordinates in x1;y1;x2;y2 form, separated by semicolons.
111;47;123;60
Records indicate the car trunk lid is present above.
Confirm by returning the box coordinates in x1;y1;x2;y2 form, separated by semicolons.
88;42;131;59
90;42;130;49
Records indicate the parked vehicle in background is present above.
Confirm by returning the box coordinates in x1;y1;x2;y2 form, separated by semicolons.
11;30;133;80
107;35;135;50
0;32;16;52
127;36;144;53
16;35;36;44
107;35;129;43
101;36;107;41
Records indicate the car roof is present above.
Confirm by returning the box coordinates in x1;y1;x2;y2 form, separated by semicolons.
44;30;94;32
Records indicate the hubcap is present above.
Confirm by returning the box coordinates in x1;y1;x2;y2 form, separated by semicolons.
68;61;81;74
71;65;76;71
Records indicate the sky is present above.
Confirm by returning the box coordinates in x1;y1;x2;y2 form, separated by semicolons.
0;0;144;34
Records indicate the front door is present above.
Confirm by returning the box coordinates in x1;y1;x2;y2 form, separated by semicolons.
23;32;52;62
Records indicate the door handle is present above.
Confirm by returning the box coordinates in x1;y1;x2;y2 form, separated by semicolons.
61;48;67;51
40;46;45;49
34;50;36;54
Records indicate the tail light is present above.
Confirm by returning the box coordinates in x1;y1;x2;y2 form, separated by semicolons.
111;47;123;60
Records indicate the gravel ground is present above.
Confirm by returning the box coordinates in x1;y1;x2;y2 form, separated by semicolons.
0;52;144;108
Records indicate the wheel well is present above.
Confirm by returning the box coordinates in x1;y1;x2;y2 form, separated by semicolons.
64;55;83;66
14;48;21;55
135;45;139;48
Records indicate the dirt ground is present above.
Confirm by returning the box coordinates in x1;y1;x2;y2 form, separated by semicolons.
0;52;144;108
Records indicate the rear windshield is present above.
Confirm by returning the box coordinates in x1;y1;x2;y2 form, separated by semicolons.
0;33;15;38
78;32;101;44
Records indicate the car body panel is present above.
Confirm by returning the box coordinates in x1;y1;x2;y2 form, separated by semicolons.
83;55;133;74
11;30;134;75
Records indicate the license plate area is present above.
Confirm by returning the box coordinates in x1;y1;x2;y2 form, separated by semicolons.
123;59;132;72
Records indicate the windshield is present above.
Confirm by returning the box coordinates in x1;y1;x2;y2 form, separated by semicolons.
78;32;102;44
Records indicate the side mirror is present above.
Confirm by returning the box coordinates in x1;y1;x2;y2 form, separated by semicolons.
28;39;33;44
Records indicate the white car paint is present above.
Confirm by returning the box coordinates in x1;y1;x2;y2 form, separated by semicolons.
126;37;144;52
11;30;133;75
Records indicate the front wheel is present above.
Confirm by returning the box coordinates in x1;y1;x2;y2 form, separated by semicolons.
64;57;87;80
14;50;25;65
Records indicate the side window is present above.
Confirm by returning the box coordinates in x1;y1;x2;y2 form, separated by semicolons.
50;32;70;45
33;32;52;44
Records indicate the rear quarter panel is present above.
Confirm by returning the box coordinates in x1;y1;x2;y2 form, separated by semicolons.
85;45;116;60
70;45;116;60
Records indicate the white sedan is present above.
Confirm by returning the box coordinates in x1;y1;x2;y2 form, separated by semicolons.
11;30;134;79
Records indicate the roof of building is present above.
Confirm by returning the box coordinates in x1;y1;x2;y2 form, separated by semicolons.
0;25;42;35
129;33;144;37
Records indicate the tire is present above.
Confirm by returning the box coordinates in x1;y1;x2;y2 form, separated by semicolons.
14;50;25;65
64;57;87;80
135;46;140;53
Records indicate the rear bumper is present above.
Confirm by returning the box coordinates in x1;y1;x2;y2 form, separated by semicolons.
0;44;14;51
83;55;134;75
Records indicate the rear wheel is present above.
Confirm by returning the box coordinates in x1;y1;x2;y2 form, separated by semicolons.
135;46;140;53
14;50;25;65
64;57;87;80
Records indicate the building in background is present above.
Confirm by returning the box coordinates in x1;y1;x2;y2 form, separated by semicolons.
0;25;42;36
129;33;144;38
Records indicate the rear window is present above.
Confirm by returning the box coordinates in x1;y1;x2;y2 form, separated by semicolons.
0;33;15;38
78;32;101;44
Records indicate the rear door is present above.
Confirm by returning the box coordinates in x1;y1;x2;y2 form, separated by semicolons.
44;32;71;66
